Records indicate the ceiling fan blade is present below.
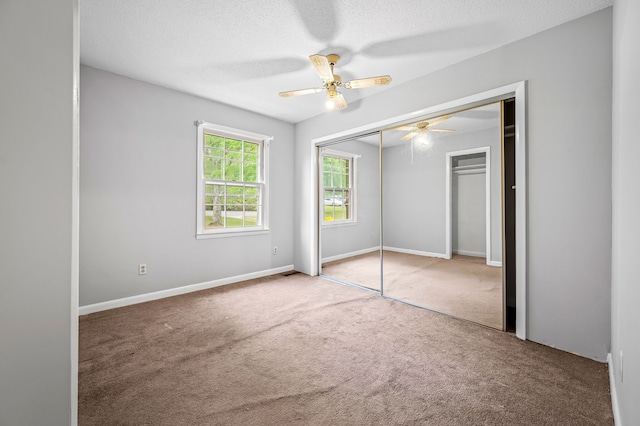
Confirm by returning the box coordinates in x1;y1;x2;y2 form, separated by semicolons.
429;128;456;133
309;54;334;83
344;75;392;89
333;93;348;110
427;115;451;127
401;131;418;141
279;88;323;98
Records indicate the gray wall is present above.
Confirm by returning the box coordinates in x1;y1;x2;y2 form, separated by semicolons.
321;139;380;259
294;9;612;361
611;0;640;422
0;0;77;424
382;127;501;262
453;169;487;257
80;66;295;306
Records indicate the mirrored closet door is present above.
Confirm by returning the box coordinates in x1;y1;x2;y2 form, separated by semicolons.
318;101;514;330
381;102;504;329
319;136;381;292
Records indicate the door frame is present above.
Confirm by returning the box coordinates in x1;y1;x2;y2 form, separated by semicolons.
445;147;495;265
309;81;527;340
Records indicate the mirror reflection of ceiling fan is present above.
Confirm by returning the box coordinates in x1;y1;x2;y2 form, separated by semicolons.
278;54;392;110
394;116;456;142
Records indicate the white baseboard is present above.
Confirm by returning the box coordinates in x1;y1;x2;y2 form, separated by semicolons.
322;246;380;264
78;265;294;315
608;353;622;426
454;249;486;258
383;246;448;259
452;250;503;268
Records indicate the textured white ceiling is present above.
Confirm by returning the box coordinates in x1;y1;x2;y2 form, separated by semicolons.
80;0;612;123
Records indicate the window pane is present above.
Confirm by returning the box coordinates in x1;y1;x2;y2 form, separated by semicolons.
204;147;224;158
323;172;331;187
225;210;243;228
205;134;224;148
204;157;223;180
244;162;257;182
245;186;258;196
244;153;258;164
227;151;242;161
227;185;243;195
227;195;243;205
331;172;342;188
324;205;335;221
205;184;225;196
340;173;349;187
244;142;259;153
244;210;258;226
225;161;242;181
226;138;242;151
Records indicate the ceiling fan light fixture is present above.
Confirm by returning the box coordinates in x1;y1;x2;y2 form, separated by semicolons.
414;133;429;145
279;53;392;110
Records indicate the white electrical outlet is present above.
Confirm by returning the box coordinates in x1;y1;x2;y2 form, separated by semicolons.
273;247;278;255
138;264;147;275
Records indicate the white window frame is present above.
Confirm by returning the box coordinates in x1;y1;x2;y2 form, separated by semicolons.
195;120;272;239
320;148;358;226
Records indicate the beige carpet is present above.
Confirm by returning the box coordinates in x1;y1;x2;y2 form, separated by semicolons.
322;251;503;329
79;273;613;425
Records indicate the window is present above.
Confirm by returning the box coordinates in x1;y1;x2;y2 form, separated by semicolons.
196;121;271;238
321;149;356;224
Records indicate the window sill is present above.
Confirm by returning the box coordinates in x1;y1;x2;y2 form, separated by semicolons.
322;220;358;228
196;229;270;239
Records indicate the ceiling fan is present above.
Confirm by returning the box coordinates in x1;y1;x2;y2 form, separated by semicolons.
278;54;392;110
394;116;456;141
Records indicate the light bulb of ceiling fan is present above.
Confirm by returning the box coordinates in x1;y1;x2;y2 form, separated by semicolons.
326;88;338;109
414;133;429;145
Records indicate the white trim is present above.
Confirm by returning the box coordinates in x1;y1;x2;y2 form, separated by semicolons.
78;265;293;315
320;221;358;228
309;81;527;340
445;146;492;266
487;260;503;267
514;83;527;340
383;246;448;259
196;229;270;239
608;353;622;426
322;246;380;264
454;250;487;258
312;84;521;146
71;1;80;422
194;120;272;143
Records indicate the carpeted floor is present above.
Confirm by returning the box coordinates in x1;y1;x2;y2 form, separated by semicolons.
79;273;613;425
322;251;503;329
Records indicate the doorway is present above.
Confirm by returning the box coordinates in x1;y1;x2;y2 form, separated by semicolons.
446;148;493;265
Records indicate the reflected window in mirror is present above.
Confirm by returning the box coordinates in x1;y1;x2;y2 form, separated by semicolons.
321;149;357;225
